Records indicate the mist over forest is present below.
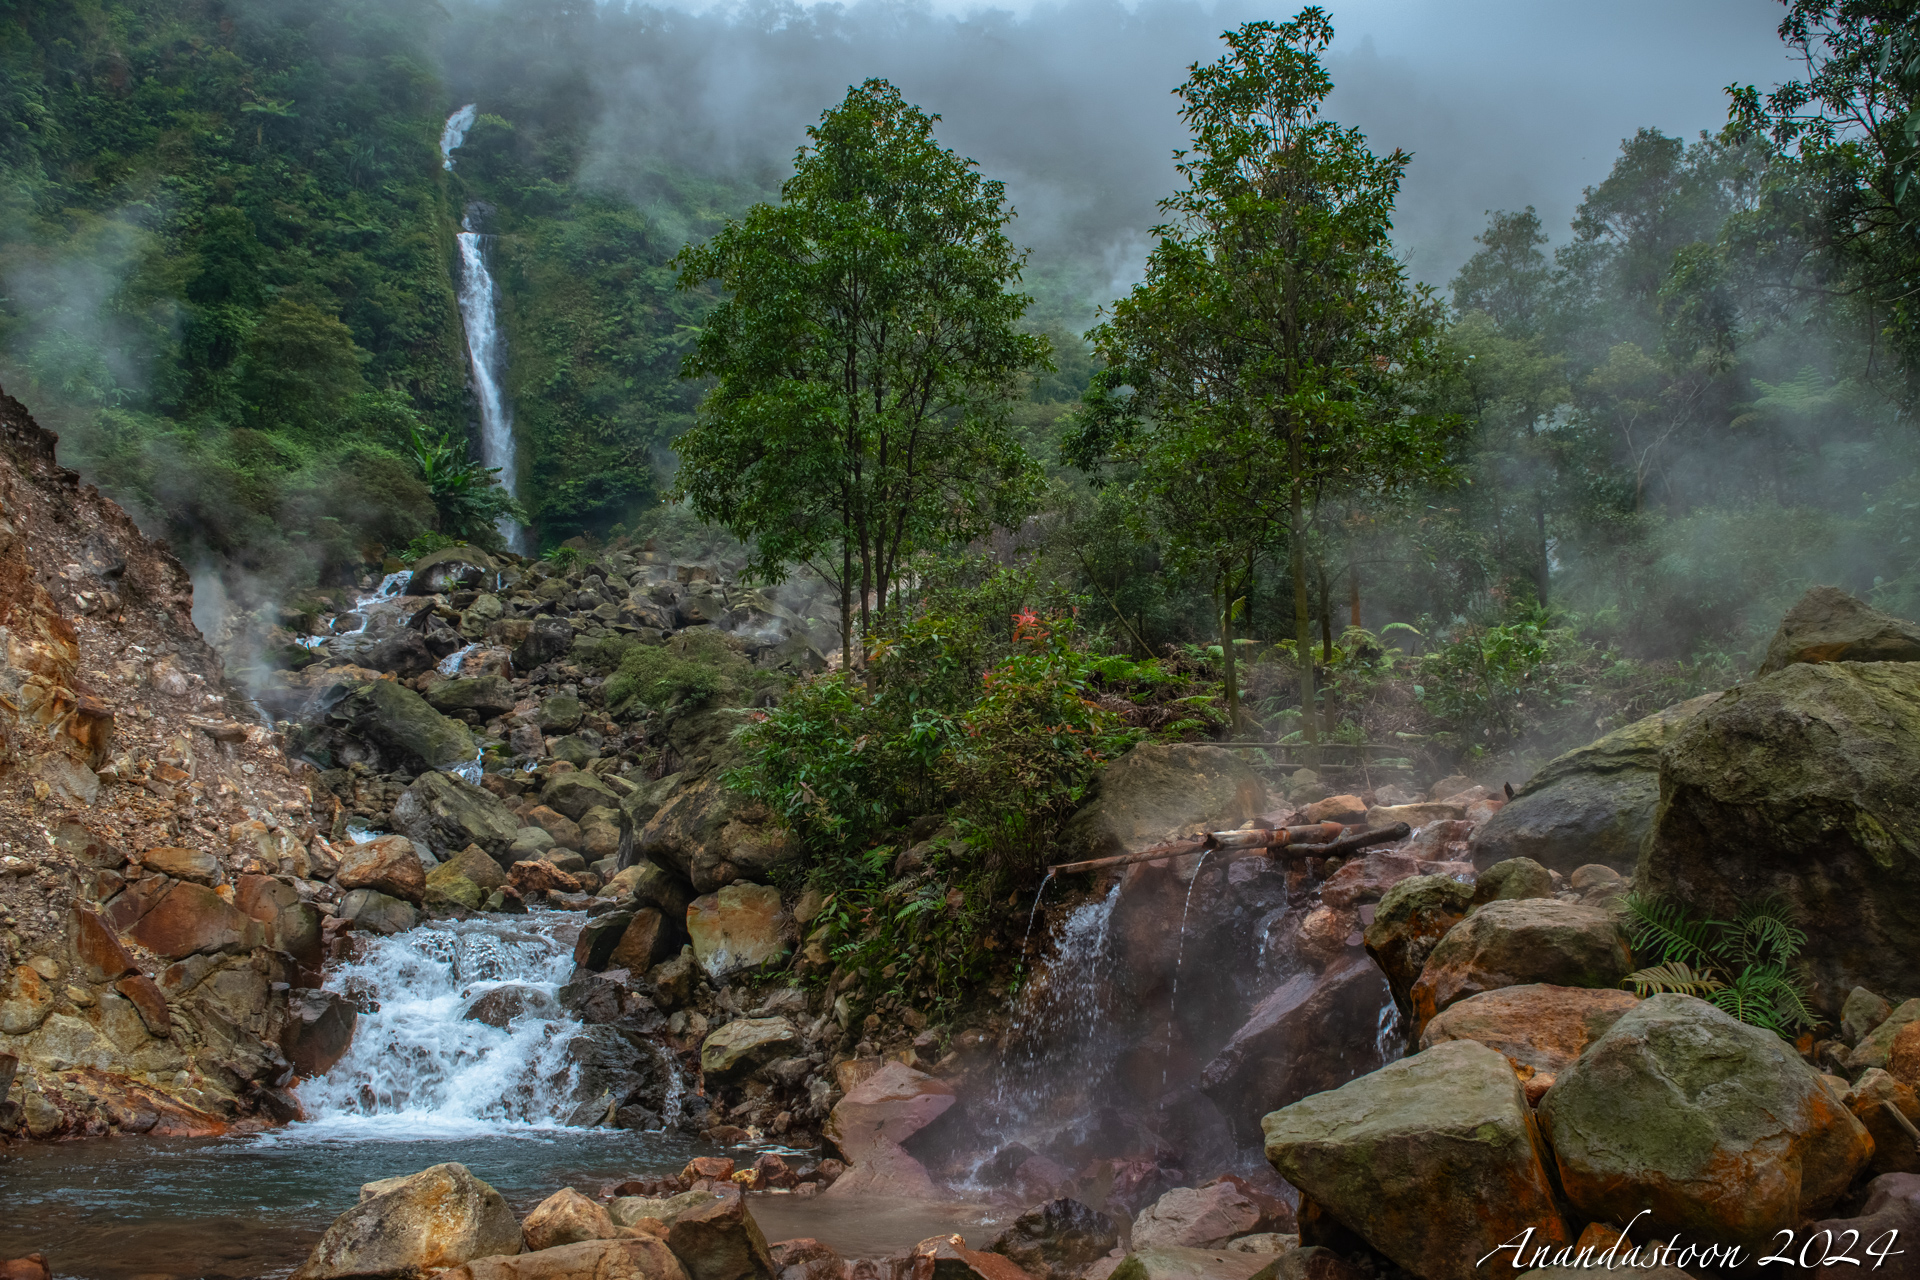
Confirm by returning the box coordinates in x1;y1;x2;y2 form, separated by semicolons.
1;0;1914;777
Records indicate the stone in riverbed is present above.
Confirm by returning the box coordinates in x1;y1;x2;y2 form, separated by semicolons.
284;989;358;1078
1756;584;1920;676
1199;953;1397;1147
577;910;637;970
1130;1184;1261;1251
427;675;518;720
906;1234;1033;1280
1407;899;1633;1040
687;883;788;979
987;1198;1119;1280
290;1162;522;1280
126;882;265;958
447;1237;686;1280
823;1061;956;1200
610;908;678;974
392;771;521;865
1261;1039;1568;1280
1848;999;1920;1073
1470;857;1555;906
1539;993;1871;1244
140;846;223;885
1362;873;1473;1017
328;678;477;771
1418;984;1641;1078
522;1187;623;1250
1843;986;1896;1047
608;1186;774;1280
700;1017;800;1081
426;843;511;910
337;887;418;936
1104;1247;1272;1280
1802;1173;1920;1276
335;834;427;904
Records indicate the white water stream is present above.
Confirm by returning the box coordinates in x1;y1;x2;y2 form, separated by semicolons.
442;103;528;554
298;914;597;1135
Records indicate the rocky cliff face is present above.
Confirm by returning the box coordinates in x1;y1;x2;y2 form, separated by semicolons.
0;386;313;1139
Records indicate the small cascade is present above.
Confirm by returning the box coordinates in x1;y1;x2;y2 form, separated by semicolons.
298;913;619;1134
438;642;481;677
1162;848;1214;1086
984;885;1122;1146
442;104;528;554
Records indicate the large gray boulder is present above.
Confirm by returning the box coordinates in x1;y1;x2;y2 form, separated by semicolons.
1756;585;1920;677
391;771;521;865
639;778;796;894
1638;661;1920;1011
427;676;517;720
1056;744;1266;864
1539;994;1871;1245
1469;694;1719;873
1407;899;1633;1041
327;679;477;771
1261;1039;1568;1280
405;546;497;596
1199;953;1396;1146
291;1162;521;1279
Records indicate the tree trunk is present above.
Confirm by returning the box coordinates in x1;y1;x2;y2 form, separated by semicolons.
1318;560;1333;662
1220;578;1240;736
1535;500;1550;606
1349;565;1362;628
1289;430;1319;769
839;538;854;671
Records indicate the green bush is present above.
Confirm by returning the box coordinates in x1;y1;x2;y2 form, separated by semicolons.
603;629;758;718
1622;892;1815;1038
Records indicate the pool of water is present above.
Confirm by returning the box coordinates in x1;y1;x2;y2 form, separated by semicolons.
0;1125;1008;1280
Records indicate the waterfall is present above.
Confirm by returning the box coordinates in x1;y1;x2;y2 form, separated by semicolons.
298;914;623;1135
442;105;529;554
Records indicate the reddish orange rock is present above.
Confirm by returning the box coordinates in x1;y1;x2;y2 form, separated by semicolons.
1419;983;1641;1076
507;859;580;896
67;906;136;982
126;882;263;959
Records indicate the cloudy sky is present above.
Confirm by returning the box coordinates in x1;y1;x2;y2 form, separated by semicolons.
562;0;1794;299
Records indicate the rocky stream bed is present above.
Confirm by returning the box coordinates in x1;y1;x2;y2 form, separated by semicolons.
9;382;1920;1280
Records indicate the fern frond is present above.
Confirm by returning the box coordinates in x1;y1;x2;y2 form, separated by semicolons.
1624;961;1725;998
1623;893;1719;969
1730;895;1807;967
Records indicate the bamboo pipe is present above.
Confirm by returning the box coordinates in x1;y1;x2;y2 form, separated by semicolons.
1046;821;1408;876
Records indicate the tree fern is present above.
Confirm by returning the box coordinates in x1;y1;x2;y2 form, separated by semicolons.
1621;892;1817;1039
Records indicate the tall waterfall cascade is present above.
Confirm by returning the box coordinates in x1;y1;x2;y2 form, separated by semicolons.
441;104;529;554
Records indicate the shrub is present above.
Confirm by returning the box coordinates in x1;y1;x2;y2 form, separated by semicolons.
1622;892;1815;1038
603;629;756;718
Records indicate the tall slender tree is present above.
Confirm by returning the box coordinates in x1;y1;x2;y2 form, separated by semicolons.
1066;9;1454;755
673;80;1049;666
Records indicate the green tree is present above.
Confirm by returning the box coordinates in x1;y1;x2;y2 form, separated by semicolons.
1451;207;1552;338
671;80;1050;666
1066;10;1454;751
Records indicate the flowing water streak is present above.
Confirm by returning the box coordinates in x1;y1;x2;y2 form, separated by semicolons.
1162;848;1214;1087
1018;871;1055;960
438;642;481;677
298;913;596;1134
442;106;528;554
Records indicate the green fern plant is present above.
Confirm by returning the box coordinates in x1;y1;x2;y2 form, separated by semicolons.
1622;892;1816;1038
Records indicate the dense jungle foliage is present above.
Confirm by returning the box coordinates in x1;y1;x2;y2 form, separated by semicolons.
5;0;1919;795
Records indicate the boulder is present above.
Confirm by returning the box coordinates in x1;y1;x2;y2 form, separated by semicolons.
329;678;478;771
609;908;679;974
1471;693;1721;874
1261;1039;1569;1280
1804;1174;1920;1276
1638;662;1920;1011
1538;993;1871;1244
576;911;637;971
291;1163;522;1280
701;1018;800;1081
446;1238;687;1280
1844;987;1896;1047
337;888;418;936
1847;999;1920;1073
1419;985;1641;1080
768;1239;845;1280
428;676;518;720
426;843;511;910
523;1187;622;1251
1056;744;1265;864
639;779;798;894
609;1186;773;1280
510;860;581;897
1471;857;1555;906
1301;795;1366;825
544;771;622;822
687;883;788;979
1756;585;1920;677
824;1062;955;1199
1407;899;1633;1040
1318;849;1473;910
68;906;136;982
536;694;585;734
126;882;265;958
464;984;558;1028
406;546;497;596
1199;953;1397;1146
526;805;584;850
141;846;223;885
1104;1249;1271;1280
988;1198;1118;1280
336;835;427;904
392;771;521;864
1131;1185;1261;1251
1363;802;1465;828
513;618;575;670
284;989;358;1078
1362;873;1473;1017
